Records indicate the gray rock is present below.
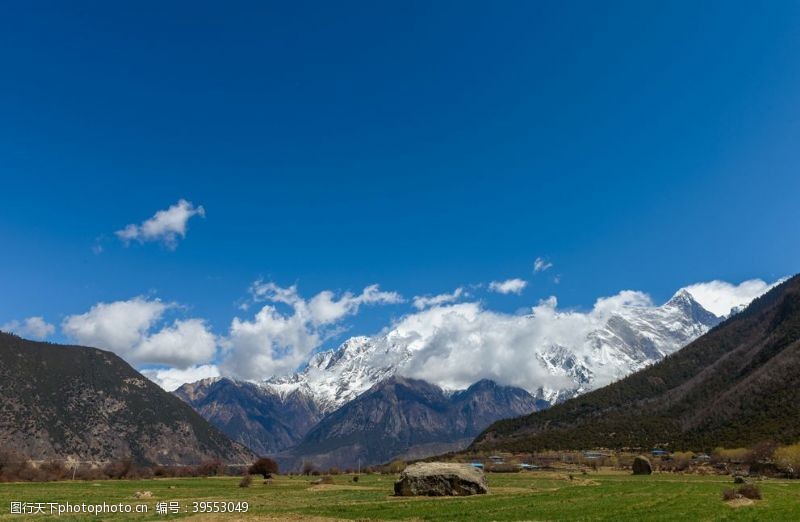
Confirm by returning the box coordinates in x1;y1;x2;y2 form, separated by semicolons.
394;462;488;496
632;456;653;475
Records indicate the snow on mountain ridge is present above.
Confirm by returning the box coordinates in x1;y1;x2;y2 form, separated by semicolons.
262;289;724;412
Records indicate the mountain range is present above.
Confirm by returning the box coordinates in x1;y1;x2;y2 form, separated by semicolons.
0;278;786;470
176;288;727;468
280;377;543;470
471;274;800;453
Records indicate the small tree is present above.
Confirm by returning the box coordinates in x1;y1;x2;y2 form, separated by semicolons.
747;441;778;466
248;457;279;479
197;459;225;477
301;460;315;476
774;443;800;478
388;460;406;474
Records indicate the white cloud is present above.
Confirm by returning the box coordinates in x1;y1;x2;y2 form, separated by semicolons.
308;284;403;324
142;364;220;392
249;281;403;325
1;316;55;340
222;282;402;379
683;278;782;317
116;199;205;249
488;278;528;295
394;290;654;392
135;318;217;368
61;297;216;368
412;288;464;310
533;257;553;273
62;297;169;353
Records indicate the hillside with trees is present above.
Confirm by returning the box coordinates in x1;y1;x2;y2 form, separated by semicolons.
0;333;253;466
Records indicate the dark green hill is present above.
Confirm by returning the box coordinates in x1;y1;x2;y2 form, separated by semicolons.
0;333;253;465
471;274;800;453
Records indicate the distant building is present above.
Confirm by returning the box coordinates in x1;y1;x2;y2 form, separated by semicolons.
583;451;606;460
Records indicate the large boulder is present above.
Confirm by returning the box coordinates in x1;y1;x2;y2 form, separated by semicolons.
394;462;488;496
632;456;653;475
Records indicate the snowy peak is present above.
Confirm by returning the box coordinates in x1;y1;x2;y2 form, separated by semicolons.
264;335;409;413
664;289;720;326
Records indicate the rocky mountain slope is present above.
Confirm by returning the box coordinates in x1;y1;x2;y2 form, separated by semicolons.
174;377;323;455
470;274;800;452
281;377;543;469
0;332;253;465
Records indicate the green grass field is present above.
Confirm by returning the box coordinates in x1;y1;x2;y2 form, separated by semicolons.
2;472;799;521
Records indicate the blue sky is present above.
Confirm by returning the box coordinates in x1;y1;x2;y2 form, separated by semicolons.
1;2;798;385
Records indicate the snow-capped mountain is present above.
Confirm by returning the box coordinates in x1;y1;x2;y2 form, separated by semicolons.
175;287;728;466
263;336;412;413
262;288;722;411
536;289;720;401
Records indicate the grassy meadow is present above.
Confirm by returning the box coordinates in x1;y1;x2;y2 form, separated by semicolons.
2;471;800;521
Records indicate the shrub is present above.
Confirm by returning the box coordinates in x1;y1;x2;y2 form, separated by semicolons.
722;484;763;501
774;443;800;478
239;474;253;488
196;459;225;477
747;441;777;466
75;467;105;481
0;450;29;482
671;452;693;472
387;460;406;474
738;484;762;500
352;475;359;483
249;458;279;479
712;447;749;464
103;459;134;479
489;463;520;473
40;460;67;481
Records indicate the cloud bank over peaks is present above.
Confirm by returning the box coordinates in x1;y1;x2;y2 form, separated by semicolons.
44;275;783;392
221;282;403;380
682;278;784;317
395;290;654;392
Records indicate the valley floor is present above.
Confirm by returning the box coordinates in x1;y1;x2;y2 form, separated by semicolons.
2;472;800;521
